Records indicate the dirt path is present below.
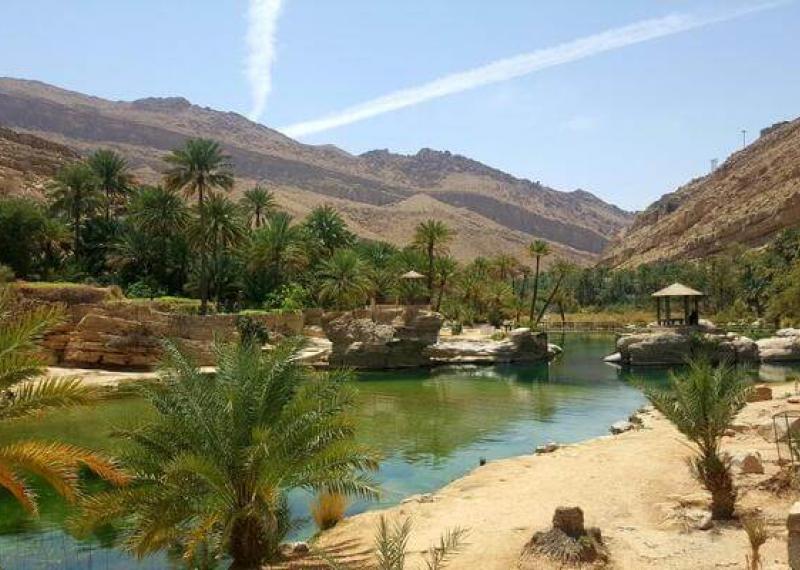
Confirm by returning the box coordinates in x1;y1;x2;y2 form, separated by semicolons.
318;387;799;569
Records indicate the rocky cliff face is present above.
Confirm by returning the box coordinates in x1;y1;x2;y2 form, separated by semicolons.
0;126;78;198
0;77;631;264
603;117;800;268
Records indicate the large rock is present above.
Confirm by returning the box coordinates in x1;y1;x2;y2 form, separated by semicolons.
322;309;444;369
757;416;800;443
613;329;758;366
730;451;764;475
428;328;551;364
758;333;800;362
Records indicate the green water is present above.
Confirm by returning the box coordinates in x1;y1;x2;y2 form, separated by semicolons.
0;334;760;569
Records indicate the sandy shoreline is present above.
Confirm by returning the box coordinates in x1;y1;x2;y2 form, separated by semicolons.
317;384;799;569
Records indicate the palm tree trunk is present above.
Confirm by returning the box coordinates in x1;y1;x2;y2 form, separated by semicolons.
535;270;565;325
105;186;111;222
427;243;434;304
528;256;541;324
435;275;447;311
198;185;209;315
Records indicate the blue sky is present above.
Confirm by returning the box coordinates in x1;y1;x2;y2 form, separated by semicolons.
2;1;798;210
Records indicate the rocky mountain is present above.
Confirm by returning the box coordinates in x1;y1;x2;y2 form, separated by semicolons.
0;125;78;198
0;77;632;263
602;117;800;268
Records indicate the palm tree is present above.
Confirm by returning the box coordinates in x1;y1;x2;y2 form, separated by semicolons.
644;359;750;519
163;138;234;314
48;162;101;261
413;220;454;302
319;249;372;310
304;205;355;258
527;240;551;325
433;256;458;311
240;185;275;228
125;186;190;288
492;254;519;282
191;194;246;308
87;149;134;221
246;212;307;289
76;338;379;568
0;286;128;514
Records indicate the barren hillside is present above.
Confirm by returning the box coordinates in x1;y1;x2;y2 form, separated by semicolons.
0;77;632;263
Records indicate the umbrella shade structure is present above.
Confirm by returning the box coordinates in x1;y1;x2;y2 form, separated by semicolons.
652;282;705;326
400;270;425;280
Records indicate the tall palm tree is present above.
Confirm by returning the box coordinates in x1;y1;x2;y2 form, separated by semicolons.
163;138;234;314
433;256;458;312
527;240;551;325
319;249;372;310
0;286;128;514
304;205;355;258
125;185;190;288
48;162;101;261
191;194;246;308
240;185;275;228
644;359;750;519
87;149;134;221
413;220;454;302
245;212;307;289
76;338;378;568
493;254;519;283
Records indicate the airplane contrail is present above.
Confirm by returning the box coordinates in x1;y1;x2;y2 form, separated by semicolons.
246;0;284;121
280;3;783;138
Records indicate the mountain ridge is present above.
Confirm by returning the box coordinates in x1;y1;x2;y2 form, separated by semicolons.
0;77;632;263
602;116;800;267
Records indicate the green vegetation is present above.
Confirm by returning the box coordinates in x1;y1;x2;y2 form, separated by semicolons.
5;136;800;326
644;358;751;519
0;285;128;514
75;337;379;568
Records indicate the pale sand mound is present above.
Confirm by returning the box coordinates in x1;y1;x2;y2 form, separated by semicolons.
318;388;799;569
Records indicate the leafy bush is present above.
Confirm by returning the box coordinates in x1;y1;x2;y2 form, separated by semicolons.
125;280;165;299
235;315;269;346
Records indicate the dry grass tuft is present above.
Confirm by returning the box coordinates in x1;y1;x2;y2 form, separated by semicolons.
742;514;768;570
312;491;348;531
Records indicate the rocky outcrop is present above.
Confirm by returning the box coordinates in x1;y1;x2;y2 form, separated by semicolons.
602;116;800;268
322;309;444;369
613;328;759;366
757;329;800;362
429;328;552;364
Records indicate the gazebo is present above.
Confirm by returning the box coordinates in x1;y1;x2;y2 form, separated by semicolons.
652;282;704;327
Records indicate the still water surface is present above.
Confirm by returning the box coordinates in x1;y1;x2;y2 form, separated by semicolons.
0;334;689;568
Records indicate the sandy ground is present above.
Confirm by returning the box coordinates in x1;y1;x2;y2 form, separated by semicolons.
317;384;800;569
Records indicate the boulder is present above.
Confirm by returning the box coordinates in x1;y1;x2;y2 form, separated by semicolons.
429;328;550;364
535;442;559;454
322;310;444;369
758;335;800;362
610;421;635;435
614;329;758;366
748;385;773;402
731;451;764;475
757;416;800;443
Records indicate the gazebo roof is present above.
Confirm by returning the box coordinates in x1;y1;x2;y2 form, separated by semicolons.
652;282;705;297
400;270;425;280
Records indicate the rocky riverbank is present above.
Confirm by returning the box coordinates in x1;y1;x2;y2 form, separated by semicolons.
605;324;800;366
315;383;800;569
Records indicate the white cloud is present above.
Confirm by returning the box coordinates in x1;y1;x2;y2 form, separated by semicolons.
246;0;284;121
280;2;783;138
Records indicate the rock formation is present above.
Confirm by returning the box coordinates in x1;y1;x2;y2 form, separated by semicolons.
429;328;552;364
322;309;444;369
611;327;759;366
757;329;800;362
603;116;800;267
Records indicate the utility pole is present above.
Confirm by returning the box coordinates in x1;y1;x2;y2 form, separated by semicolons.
741;129;747;148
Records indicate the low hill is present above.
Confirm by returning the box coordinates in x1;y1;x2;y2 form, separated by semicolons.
602;117;800;268
0;77;631;264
